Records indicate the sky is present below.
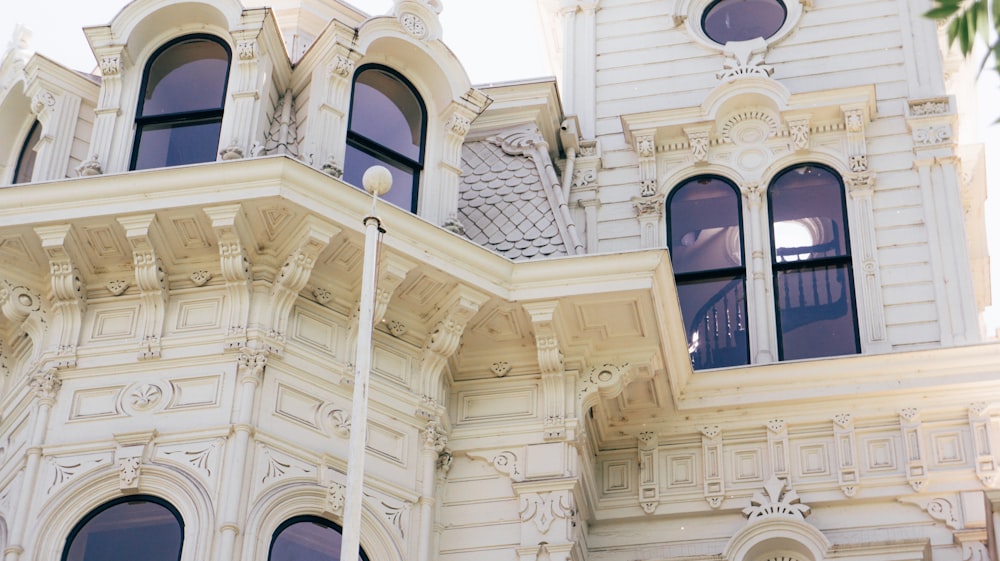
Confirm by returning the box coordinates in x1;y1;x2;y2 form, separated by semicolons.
3;0;1000;332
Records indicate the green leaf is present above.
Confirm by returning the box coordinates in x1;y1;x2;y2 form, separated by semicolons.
925;5;960;19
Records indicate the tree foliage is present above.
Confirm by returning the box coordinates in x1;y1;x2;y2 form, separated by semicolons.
925;0;1000;75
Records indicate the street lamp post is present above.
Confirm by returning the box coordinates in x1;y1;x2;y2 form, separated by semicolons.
340;166;392;561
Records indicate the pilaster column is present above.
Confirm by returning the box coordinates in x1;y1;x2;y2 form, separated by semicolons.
845;172;889;353
417;422;447;561
214;347;268;561
906;96;978;344
633;197;662;249
22;81;81;181
741;183;774;364
218;35;272;161
311;44;362;177
4;369;61;561
85;46;128;174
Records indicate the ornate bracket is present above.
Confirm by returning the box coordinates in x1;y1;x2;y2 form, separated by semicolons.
523;301;567;440
702;425;724;508
118;215;168;360
205;205;255;349
34;224;86;368
899;407;928;492
418;286;489;412
969;403;998;487
833;413;860;497
638;431;659;514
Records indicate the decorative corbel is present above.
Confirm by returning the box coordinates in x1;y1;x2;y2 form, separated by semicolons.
205;205;255;349
638;431;659;514
34;224;86;367
633;130;658;197
523;301;567;440
0;280;47;360
766;418;790;480
577;363;633;414
684;125;712;164
417;286;489;414
265;217;339;352
701;425;724;508
969;403;998;487
785;115;811;152
833;413;860;497
115;430;156;492
117;215;168;360
842;105;870;173
375;254;417;326
899;408;928;492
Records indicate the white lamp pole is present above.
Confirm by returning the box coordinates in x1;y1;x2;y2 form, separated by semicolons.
340;166;392;561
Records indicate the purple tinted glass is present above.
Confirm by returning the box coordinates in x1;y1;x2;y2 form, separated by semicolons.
141;39;229;117
669;177;743;274
344;143;416;212
769;165;848;262
703;0;786;44
678;276;749;369
775;265;858;360
64;500;181;561
13;121;41;184
133;120;222;170
270;519;364;561
349;69;423;161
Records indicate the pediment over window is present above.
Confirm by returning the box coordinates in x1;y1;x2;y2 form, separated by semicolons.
621;80;876;190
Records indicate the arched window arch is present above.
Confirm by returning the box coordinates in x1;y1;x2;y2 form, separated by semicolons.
130;34;231;170
61;495;183;561
12;120;41;184
268;515;368;561
667;175;749;370
768;163;859;360
344;65;426;213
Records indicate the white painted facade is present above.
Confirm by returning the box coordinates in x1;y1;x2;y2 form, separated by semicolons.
0;0;997;560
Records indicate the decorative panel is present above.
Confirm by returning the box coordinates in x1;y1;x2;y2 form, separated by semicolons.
457;386;537;424
666;453;696;489
372;343;411;386
290;306;343;355
863;437;898;472
603;459;631;493
366;421;407;466
930;431;967;466
69;386;125;420
89;306;139;341
731;447;763;482
796;443;830;477
166;376;222;410
173;297;223;332
274;384;324;429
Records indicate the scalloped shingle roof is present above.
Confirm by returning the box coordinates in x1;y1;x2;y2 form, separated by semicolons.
458;139;568;261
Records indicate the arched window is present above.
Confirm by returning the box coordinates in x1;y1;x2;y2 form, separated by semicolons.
344;65;426;213
668;176;749;370
268;516;368;561
768;163;859;360
62;496;183;561
131;35;231;170
12;120;41;184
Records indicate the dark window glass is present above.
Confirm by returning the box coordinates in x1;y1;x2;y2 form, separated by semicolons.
668;176;749;370
702;0;787;44
12;120;41;184
268;516;367;561
62;496;183;561
769;164;859;361
131;35;230;170
345;66;425;213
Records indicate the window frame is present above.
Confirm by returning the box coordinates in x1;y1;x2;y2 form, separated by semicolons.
129;33;232;171
267;515;369;561
700;0;788;45
345;64;427;213
767;162;861;361
667;174;751;370
60;495;184;561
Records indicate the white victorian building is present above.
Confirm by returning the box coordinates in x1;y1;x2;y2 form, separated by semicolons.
0;0;997;560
